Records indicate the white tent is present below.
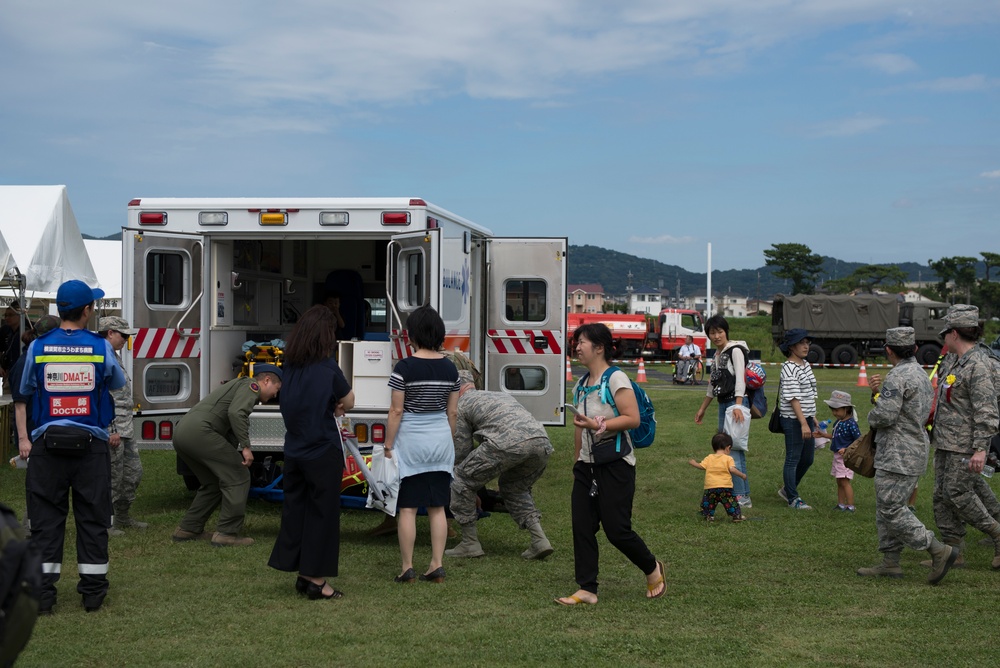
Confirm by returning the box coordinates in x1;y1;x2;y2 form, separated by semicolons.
84;239;123;311
0;185;99;294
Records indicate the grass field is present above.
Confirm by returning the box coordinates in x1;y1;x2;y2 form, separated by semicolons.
3;367;998;667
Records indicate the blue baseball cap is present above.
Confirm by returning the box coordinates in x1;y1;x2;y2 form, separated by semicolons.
253;363;283;381
56;280;105;311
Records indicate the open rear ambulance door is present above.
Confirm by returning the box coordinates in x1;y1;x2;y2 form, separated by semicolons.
387;229;440;357
126;230;204;444
484;238;567;425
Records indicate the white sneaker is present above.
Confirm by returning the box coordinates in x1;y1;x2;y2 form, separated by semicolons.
737;495;753;508
791;498;812;510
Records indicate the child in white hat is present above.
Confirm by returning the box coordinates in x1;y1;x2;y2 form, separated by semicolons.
813;390;861;511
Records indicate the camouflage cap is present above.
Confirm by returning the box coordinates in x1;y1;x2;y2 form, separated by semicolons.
885;326;915;347
98;315;138;336
940;304;979;335
33;315;61;337
457;370;476;386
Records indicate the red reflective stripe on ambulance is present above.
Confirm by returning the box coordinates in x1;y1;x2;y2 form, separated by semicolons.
133;328;201;359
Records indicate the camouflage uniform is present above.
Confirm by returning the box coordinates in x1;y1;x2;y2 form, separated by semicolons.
866;354;935;553
109;351;142;519
931;339;1000;546
451;390;553;528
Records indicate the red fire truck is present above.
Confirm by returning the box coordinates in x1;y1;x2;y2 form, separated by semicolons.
567;309;706;360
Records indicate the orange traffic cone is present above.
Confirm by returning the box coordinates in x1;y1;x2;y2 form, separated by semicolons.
856;359;869;387
636;358;647;383
566;356;573;382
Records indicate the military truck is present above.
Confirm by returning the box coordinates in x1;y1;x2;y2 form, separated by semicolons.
771;294;950;366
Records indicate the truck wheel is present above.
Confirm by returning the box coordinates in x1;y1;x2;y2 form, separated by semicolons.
807;344;826;365
831;344;858;366
916;343;942;366
183;474;200;491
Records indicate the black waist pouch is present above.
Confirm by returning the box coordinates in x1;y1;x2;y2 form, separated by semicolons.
43;426;93;455
591;434;632;465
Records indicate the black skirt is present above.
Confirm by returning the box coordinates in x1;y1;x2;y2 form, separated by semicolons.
397;471;452;509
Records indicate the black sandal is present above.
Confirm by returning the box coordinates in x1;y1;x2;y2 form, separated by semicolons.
419;566;446;583
306;580;344;600
394;568;416;584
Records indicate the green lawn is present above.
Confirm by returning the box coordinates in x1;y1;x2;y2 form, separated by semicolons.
4;368;998;667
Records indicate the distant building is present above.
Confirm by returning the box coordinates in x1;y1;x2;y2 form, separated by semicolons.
719;293;749;318
568;283;605;313
747;298;773;315
628;285;663;315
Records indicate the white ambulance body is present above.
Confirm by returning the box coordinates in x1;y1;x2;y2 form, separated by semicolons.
123;197;567;460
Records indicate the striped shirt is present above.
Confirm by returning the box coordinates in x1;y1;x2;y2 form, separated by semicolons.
388;356;460;413
779;360;817;418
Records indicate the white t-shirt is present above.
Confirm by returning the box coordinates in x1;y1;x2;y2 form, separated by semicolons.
574;368;636;466
679;343;701;358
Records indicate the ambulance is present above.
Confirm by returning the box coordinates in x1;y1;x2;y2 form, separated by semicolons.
122;198;566;485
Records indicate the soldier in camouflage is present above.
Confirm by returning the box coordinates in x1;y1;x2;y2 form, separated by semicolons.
930;304;1000;570
446;371;555;560
98;317;147;534
858;327;957;584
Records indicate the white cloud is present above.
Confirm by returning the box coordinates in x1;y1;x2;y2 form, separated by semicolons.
628;234;696;245
2;0;998;108
981;170;1000;178
808;114;889;137
905;74;998;92
854;52;918;74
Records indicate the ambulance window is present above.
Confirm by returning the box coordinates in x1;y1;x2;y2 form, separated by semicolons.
143;364;191;402
504;280;547;322
146;252;187;306
402;251;424;307
503;366;546;392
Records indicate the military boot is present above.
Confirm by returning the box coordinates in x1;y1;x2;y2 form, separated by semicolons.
210;532;254;547
115;506;149;530
920;539;965;569
926;538;958;585
521;521;554;560
988;523;1000;570
856;552;903;579
444;523;485;558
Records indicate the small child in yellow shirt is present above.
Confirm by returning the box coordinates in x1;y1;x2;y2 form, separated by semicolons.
688;433;748;522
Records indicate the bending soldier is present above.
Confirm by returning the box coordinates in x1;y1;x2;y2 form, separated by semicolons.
447;371;554;560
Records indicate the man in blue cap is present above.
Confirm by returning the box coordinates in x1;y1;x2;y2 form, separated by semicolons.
18;280;127;614
171;364;282;547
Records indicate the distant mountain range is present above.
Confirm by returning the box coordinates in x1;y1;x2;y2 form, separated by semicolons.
567;244;942;299
81;232;942;299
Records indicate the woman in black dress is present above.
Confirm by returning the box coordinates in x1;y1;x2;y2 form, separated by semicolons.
268;305;355;599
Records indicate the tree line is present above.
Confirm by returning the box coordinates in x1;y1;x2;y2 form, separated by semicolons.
763;243;1000;317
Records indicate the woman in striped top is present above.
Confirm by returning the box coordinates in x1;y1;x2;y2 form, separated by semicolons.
777;328;818;510
384;305;460;583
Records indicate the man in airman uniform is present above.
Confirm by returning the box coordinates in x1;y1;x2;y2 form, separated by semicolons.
446;371;554;560
858;327;956;584
930;304;1000;570
171;364;282;547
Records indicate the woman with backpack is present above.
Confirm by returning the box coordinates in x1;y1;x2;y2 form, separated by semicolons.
694;315;753;508
556;323;665;606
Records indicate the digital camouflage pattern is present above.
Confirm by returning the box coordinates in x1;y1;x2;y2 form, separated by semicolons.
932;346;998;454
867;356;933;476
111;438;143;513
451;389;553;528
874;470;934;553
932;449;1000;544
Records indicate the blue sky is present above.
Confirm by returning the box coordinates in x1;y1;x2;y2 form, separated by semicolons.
2;1;998;273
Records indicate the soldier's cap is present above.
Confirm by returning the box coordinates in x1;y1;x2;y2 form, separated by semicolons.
778;328;810;353
885;326;915;347
32;315;61;337
98;316;138;336
940;304;980;335
457;370;476;387
253;363;283;381
56;280;105;311
823;390;855;410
